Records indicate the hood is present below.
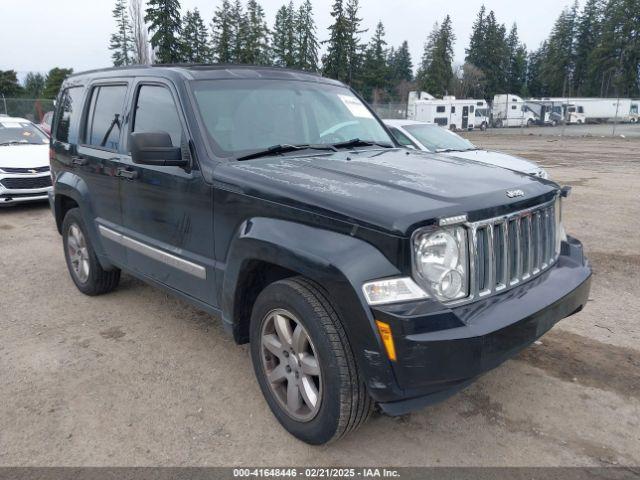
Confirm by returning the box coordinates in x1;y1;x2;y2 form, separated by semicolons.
0;144;49;169
442;149;541;175
216;148;557;235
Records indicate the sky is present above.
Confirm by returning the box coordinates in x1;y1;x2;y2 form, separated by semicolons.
1;0;578;80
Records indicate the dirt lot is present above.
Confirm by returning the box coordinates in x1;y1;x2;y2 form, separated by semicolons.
1;134;639;466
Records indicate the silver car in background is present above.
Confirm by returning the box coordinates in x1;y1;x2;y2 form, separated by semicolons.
384;119;548;179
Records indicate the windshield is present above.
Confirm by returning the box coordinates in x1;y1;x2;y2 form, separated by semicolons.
190;79;393;157
403;124;475;152
0;121;49;145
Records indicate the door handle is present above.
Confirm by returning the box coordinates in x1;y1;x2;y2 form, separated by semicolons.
116;167;138;180
71;155;87;166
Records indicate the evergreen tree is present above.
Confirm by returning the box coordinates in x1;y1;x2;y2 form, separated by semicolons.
359;21;389;101
0;71;23;98
43;68;73;99
272;3;295;67
295;0;319;71
466;5;486;68
506;24;528;95
527;43;550;97
145;0;182;64
211;0;234;63
345;0;365;85
241;0;270;64
464;6;509;99
322;0;350;81
572;0;604;95
110;0;134;66
416;16;455;97
389;41;413;83
589;0;640;97
23;73;46;98
181;8;212;63
229;0;247;63
541;3;578;96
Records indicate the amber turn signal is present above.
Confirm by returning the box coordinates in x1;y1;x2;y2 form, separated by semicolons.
375;320;397;362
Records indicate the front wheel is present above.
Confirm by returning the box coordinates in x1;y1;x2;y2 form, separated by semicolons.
250;277;373;444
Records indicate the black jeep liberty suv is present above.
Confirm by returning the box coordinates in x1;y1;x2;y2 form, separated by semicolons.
49;65;591;444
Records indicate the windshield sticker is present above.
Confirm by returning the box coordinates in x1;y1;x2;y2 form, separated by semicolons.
338;94;373;119
1;122;22;128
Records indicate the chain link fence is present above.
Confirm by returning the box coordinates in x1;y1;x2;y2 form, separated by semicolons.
370;103;407;120
0;97;54;123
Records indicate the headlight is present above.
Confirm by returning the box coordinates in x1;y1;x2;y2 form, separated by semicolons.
413;226;468;301
362;277;429;305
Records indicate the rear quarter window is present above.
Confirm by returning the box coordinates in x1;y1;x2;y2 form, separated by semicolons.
54;87;84;144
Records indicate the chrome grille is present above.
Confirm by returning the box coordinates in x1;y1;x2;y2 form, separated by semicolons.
464;198;559;304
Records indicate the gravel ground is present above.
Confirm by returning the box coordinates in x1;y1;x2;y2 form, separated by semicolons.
480;122;640;138
1;134;639;466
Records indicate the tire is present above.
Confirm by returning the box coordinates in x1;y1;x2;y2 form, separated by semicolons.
480;122;487;131
249;277;373;444
449;124;456;131
62;208;120;296
527;119;534;127
495;119;503;128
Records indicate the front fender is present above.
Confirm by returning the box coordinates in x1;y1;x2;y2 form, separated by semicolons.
221;217;404;401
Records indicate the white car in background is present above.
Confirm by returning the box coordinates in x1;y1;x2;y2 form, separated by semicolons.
0;116;52;206
384;119;548;179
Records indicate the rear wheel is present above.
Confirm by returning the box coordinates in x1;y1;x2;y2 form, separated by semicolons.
250;277;373;444
62;208;120;295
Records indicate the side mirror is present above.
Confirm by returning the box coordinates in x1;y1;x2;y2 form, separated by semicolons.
129;132;186;167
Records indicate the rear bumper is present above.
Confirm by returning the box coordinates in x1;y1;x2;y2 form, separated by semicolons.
369;237;591;415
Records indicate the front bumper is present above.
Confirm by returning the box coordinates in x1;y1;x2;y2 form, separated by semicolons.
0;172;52;205
369;236;591;415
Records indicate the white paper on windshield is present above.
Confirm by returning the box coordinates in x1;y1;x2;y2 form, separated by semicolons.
1;122;22;128
338;94;374;119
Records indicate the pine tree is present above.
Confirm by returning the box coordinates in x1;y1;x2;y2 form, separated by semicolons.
589;0;640;97
182;8;212;63
572;0;604;95
109;0;134;67
506;24;528;95
145;0;182;64
239;0;270;64
360;21;389;101
229;0;247;63
23;73;46;98
211;0;234;63
466;5;486;68
345;0;365;85
416;16;455;97
527;43;550;97
42;68;73;99
542;3;578;96
322;0;350;81
295;0;319;71
389;41;413;83
0;70;23;98
272;4;295;67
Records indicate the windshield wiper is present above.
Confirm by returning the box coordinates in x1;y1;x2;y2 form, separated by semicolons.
436;147;480;153
236;144;337;161
0;140;43;146
330;138;394;150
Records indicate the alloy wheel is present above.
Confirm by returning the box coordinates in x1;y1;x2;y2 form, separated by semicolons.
67;223;90;283
260;308;322;422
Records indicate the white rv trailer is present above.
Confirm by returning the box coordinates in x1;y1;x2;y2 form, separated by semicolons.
407;92;488;130
539;97;637;123
491;94;537;127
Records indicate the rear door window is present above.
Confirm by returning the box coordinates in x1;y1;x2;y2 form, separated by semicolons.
132;85;183;147
85;85;127;150
54;87;84;144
